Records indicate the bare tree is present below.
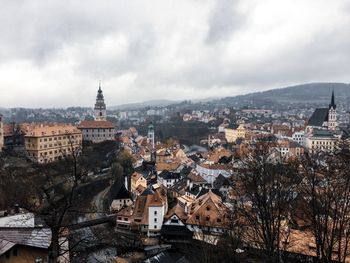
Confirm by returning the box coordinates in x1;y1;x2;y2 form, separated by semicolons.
0;136;94;262
299;141;350;263
233;143;300;262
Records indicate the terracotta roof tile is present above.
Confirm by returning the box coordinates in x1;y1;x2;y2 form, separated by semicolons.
78;120;115;129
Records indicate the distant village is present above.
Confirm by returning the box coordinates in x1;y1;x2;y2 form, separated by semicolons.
1;84;350;262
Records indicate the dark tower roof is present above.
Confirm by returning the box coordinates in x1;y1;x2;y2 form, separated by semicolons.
96;82;104;100
329;90;336;109
95;82;106;110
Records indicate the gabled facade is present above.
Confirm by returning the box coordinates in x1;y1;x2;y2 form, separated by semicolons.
131;172;147;193
157;170;181;188
186;190;229;234
117;189;167;237
109;183;133;212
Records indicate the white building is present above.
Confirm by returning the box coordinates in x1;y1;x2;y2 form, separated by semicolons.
304;129;338;154
78;121;115;143
157;171;181;188
292;131;305;145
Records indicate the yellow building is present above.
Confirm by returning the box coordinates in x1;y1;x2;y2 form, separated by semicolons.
24;124;82;163
224;124;247;143
131;172;147;193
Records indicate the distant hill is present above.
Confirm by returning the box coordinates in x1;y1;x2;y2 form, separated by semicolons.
109;99;177;110
216;83;350;106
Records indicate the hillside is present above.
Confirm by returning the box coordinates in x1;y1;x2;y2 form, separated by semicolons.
216;83;350;107
109;99;177;110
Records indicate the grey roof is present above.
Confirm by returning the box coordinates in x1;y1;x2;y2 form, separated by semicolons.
158;171;181;180
141;188;155;196
0;239;15;255
0;228;51;255
213;174;231;189
308;108;328;127
108;182;132;205
312;129;335;138
144;251;189;263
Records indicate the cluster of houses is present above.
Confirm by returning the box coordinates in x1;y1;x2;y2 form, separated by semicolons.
0;84;116;162
2;90;350;261
221;91;344;157
109;125;235;240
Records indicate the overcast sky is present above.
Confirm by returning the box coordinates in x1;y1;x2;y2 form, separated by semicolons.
0;0;349;108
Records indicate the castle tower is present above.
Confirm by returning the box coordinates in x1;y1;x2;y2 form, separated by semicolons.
328;90;337;131
94;82;107;121
148;123;155;149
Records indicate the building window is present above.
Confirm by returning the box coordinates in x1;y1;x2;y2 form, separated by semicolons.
154;211;157;215
154;218;157;222
171;218;179;224
154;225;157;229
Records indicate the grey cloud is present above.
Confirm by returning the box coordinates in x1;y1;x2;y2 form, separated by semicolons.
0;0;349;107
206;0;245;44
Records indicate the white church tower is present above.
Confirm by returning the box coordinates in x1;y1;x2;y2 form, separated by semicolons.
328;90;337;131
148;123;155;149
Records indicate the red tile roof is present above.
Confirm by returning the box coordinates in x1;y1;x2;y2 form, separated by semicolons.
78;120;115;129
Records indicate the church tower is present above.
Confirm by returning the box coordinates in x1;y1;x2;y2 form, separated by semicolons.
148;123;155;149
94;82;107;121
328;90;337;131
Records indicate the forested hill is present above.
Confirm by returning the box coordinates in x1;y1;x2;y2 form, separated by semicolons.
216;83;350;106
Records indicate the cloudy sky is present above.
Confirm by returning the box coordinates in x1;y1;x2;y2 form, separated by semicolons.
0;0;349;108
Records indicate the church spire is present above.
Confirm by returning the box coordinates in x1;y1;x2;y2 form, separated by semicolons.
329;90;336;109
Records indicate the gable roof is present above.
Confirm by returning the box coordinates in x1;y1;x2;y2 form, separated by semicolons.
0;228;51;255
186;190;228;227
213;174;231;189
165;203;188;222
158;170;181;180
108;182;132;204
308;108;328;127
131;172;144;182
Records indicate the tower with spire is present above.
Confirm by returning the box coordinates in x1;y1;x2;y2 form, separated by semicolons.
148;122;155;149
94;82;107;121
328;90;337;131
